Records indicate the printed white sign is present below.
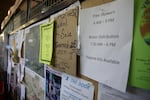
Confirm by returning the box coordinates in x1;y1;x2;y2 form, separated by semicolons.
98;83;150;100
80;0;133;92
60;73;94;100
98;83;133;100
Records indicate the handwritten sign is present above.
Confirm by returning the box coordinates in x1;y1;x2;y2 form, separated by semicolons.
60;73;94;100
52;7;78;75
40;21;54;65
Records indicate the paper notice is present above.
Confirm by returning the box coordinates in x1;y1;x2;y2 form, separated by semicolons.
80;0;133;92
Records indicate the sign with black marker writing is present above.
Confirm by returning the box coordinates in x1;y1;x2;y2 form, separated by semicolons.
52;7;78;75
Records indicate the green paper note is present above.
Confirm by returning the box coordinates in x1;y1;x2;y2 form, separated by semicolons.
39;21;54;65
128;0;150;90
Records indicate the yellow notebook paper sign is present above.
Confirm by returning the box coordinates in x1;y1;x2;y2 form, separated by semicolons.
39;20;54;65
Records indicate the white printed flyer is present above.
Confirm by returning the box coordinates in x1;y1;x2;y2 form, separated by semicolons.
60;73;94;100
80;0;133;92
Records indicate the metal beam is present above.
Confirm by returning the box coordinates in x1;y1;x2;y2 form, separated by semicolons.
27;0;31;21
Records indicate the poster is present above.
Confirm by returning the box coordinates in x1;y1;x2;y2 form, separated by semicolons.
46;66;62;100
51;6;78;75
20;58;25;82
15;30;24;58
128;0;150;90
40;21;54;65
9;34;19;63
80;0;133;92
98;83;150;100
25;19;48;76
25;67;45;100
9;34;16;52
7;56;12;83
16;58;25;83
10;65;17;95
20;84;26;100
60;73;94;100
16;63;21;83
7;55;12;92
98;83;133;100
0;36;4;68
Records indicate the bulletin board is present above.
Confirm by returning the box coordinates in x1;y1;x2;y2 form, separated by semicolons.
6;0;150;100
25;25;44;76
24;19;48;77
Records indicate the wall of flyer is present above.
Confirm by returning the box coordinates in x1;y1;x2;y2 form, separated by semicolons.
4;0;150;100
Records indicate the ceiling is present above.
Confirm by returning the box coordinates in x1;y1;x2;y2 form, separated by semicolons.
0;0;42;33
0;0;15;32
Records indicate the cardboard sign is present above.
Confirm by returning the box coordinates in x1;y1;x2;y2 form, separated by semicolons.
52;7;78;75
